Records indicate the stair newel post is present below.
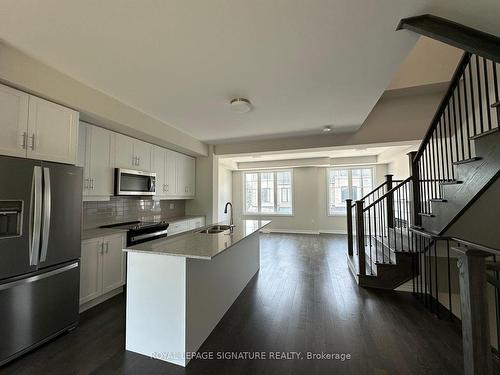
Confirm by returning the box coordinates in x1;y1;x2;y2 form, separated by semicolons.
346;199;354;256
408;151;422;227
456;247;493;375
355;200;366;276
385;174;394;229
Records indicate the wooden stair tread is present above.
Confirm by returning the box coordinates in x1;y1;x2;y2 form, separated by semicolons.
453;157;482;165
418;212;435;217
440;180;463;185
470;127;499;140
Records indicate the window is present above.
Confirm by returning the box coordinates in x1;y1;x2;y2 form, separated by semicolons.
244;170;293;215
327;167;373;215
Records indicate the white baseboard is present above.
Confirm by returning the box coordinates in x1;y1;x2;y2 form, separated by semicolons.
319;229;348;235
260;229;320;235
260;228;352;235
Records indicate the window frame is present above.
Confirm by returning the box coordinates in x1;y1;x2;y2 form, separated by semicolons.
243;169;294;216
326;166;375;217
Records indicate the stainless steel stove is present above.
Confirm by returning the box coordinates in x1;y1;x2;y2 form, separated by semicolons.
100;220;169;246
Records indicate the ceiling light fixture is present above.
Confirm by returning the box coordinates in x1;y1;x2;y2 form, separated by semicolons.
230;98;252;113
323;126;332;133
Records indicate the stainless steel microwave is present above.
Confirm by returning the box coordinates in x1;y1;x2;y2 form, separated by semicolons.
115;168;156;196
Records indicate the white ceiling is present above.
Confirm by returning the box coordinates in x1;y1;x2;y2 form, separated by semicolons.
0;1;498;143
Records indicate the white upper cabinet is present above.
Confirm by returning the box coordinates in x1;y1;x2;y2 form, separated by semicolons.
133;139;152;171
78;122;113;198
27;96;79;164
115;133;152;171
153;147;195;199
114;133;135;169
0;84;29;158
165;150;178;196
176;153;195;197
0;83;78;164
153;146;166;195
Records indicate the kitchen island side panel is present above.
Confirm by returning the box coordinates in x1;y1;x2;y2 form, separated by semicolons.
125;252;187;367
186;232;260;354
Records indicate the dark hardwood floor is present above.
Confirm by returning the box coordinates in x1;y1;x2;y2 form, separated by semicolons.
2;234;465;375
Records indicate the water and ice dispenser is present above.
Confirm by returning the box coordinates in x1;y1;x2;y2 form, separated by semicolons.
0;201;22;238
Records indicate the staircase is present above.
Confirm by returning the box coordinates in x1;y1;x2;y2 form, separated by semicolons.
344;15;500;375
346;23;500;290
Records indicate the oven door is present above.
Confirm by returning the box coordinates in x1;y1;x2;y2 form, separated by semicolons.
115;169;156;196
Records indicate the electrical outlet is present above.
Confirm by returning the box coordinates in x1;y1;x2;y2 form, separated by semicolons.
169;203;175;210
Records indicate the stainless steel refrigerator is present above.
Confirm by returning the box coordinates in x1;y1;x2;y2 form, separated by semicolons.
0;156;82;366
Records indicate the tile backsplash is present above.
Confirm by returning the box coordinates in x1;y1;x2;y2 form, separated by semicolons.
82;197;186;229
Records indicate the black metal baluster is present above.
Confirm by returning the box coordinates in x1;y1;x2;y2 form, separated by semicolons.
444;107;455;180
431;134;438;199
462;64;473;157
456;82;466;160
420;237;423;302
426;239;431;312
398;187;403;250
434;240;439;318
476;54;485;133
447;240;453;320
450;97;460;163
493;61;499;109
483;57;492;131
468;59;478;136
368;209;372;274
424;238;428;307
374;203;378;264
425;148;431;213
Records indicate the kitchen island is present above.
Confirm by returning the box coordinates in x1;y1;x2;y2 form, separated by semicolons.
123;219;271;366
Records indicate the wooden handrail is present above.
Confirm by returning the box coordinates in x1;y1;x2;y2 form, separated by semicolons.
412;52;472;163
397;14;500;63
363;177;412;211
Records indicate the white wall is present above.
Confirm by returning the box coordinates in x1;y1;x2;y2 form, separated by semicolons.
217;165;233;222
378;144;419;180
232;164;388;234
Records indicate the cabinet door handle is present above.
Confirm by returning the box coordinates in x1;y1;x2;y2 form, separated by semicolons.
99;242;104;254
21;132;28;149
29;134;35;150
137;156;140;166
84;178;88;190
105;242;109;254
91;178;95;190
166;184;169;192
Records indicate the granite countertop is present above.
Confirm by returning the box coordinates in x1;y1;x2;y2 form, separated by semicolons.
123;219;271;260
81;215;205;240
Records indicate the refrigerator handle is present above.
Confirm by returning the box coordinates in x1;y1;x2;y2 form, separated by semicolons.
29;166;42;266
40;167;51;262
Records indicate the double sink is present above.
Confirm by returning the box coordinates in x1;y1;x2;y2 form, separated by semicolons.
198;225;233;234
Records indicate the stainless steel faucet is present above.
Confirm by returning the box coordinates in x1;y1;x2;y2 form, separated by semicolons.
224;202;234;229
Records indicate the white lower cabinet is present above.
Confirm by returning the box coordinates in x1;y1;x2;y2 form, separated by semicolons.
169;217;205;235
188;217;205;230
80;233;126;306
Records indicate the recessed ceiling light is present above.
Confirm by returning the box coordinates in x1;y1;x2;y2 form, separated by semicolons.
323;126;332;133
230;98;252;113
